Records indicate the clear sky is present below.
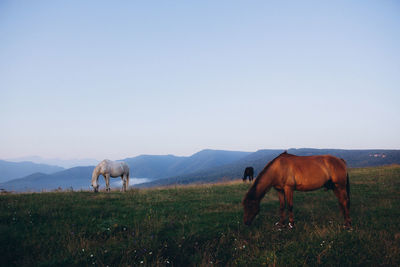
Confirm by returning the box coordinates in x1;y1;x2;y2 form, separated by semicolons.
1;1;399;160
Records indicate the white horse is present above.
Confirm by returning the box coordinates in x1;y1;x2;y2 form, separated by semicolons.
91;159;130;192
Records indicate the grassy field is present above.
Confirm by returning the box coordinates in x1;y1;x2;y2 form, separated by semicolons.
1;165;400;266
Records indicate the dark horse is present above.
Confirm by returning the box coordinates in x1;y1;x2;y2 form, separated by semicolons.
243;166;254;182
242;152;351;228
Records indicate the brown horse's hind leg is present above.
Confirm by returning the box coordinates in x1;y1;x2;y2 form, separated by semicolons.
333;186;351;228
284;187;295;228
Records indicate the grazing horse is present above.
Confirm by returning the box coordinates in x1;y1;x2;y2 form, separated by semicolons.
242;152;351;228
243;166;254;182
91;159;130;192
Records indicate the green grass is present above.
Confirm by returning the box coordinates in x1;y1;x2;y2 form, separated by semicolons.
1;165;400;266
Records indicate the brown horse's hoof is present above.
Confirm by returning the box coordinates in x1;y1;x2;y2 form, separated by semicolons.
343;224;353;231
274;222;285;231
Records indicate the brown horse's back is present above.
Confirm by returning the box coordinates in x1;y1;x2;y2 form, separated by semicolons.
271;154;347;191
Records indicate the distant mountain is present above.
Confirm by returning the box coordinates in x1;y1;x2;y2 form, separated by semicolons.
173;149;252;175
123;149;251;178
286;148;400;167
123;154;185;178
0;149;251;192
138;148;400;187
0;160;64;183
136;149;281;187
3;148;399;192
6;156;99;169
0;167;93;192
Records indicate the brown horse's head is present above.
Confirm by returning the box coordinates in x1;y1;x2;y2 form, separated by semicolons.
242;198;260;226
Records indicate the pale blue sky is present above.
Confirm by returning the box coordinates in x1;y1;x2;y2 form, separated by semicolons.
1;1;399;160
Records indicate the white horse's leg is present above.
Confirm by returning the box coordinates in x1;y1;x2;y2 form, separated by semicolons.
121;175;126;192
105;174;111;192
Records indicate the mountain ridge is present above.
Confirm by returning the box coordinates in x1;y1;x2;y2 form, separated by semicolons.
2;148;400;192
0;149;251;192
137;148;400;187
121;149;251;179
5;156;99;168
0;160;65;183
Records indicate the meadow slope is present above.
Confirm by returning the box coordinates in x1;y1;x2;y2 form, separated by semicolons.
1;165;399;266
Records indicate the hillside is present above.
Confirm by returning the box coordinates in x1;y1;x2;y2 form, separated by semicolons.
122;154;185;178
0;160;64;183
1;165;399;266
122;149;251;178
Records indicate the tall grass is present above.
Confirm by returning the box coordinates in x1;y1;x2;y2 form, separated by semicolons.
1;165;399;266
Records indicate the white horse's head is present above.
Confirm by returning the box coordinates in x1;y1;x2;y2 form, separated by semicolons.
92;182;99;193
91;167;100;193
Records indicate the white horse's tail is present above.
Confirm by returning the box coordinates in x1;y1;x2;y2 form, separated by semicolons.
126;170;130;191
121;163;130;192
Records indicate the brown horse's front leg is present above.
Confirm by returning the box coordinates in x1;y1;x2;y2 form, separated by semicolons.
276;190;286;227
284;187;294;228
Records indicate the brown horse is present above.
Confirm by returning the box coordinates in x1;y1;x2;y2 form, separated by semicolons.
242;151;351;228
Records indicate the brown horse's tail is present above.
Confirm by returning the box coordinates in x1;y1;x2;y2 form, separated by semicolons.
346;173;350;209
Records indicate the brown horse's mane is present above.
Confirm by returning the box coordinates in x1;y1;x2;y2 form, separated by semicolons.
244;151;289;201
